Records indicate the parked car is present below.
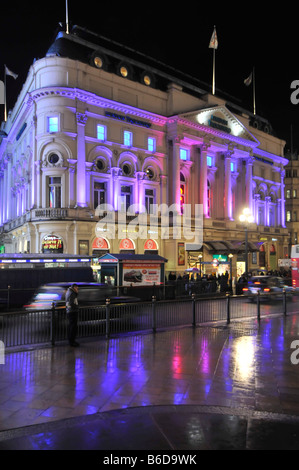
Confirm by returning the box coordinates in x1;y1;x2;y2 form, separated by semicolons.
24;282;139;310
242;276;294;300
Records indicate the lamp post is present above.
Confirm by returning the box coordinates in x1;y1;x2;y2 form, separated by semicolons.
198;253;203;278
239;208;254;280
228;253;233;293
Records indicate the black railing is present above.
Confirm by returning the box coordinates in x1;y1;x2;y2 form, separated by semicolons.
0;290;298;349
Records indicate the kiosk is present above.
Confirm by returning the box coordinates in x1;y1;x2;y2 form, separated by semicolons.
96;253;167;286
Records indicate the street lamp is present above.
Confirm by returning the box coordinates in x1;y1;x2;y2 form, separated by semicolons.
228;253;233;293
198;253;203;277
239;208;254;279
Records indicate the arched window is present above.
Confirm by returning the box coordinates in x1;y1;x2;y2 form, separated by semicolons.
207;180;212;217
180;173;186;214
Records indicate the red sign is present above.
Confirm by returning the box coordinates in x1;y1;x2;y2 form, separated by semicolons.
92;237;109;250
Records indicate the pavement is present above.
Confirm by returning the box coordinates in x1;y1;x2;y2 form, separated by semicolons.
1;312;299;451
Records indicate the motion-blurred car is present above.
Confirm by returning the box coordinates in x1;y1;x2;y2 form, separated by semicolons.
242;276;294;300
24;282;139;310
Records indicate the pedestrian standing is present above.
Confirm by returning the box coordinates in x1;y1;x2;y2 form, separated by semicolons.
65;283;80;347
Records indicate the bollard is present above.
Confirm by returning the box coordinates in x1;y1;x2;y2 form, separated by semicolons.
152;296;156;333
257;290;260;321
105;298;110;339
192;293;196;327
50;302;55;346
283;288;287;316
226;293;230;324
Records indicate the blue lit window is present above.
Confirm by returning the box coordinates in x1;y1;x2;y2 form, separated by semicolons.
48;116;59;133
97;124;106;141
207;155;213;167
231;161;235;172
124;131;133;147
148;137;156;152
180;148;189;161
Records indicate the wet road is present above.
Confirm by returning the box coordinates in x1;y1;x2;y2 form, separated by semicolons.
1;309;299;449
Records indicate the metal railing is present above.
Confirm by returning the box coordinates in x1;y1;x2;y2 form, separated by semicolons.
0;290;298;349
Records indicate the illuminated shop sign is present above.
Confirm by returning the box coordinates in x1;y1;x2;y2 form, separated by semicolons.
213;254;228;262
42;235;63;253
105;111;151;128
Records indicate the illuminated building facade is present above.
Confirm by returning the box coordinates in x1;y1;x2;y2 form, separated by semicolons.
0;26;289;277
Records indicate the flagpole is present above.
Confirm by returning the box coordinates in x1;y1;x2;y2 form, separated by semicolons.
4;65;6;122
66;0;69;34
253;67;256;115
212;47;216;95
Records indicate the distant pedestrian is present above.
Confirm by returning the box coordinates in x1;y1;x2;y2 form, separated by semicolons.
65;283;80;347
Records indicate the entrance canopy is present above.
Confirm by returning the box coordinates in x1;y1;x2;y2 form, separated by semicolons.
203;240;261;254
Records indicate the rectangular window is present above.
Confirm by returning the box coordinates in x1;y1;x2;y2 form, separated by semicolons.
207;155;213;167
48;116;59;133
286;189;291;198
286;210;291;222
79;240;89;256
145;188;155;214
48;177;61;208
231;161;235;172
97;124;106;141
179;148;189;161
293;189;297;198
148;137;156;153
94;182;106;209
120;185;132;211
124;131;133;147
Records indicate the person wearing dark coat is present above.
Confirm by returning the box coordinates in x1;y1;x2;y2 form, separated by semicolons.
65;284;79;347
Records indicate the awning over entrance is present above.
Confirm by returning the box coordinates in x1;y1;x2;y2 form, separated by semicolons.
203;240;261;254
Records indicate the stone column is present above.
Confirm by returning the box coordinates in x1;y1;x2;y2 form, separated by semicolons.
35;160;42;208
76;112;88;207
224;150;233;220
245;155;254;213
6;154;12;221
280;169;286;228
171;137;181;211
199;143;210;218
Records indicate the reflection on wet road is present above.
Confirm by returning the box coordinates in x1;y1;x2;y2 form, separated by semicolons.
1;304;299;435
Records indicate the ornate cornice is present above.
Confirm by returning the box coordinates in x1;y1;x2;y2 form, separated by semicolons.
29;87;168;127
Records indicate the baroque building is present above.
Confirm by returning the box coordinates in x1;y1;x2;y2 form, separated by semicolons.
0;26;289;279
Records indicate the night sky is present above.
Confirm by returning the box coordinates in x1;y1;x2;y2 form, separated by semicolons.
1;2;298;152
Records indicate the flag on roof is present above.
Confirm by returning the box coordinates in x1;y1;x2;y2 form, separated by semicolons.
5;66;18;80
209;27;218;49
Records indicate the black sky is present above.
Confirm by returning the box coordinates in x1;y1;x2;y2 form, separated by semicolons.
1;1;298;151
